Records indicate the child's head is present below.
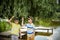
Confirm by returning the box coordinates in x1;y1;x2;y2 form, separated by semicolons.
14;17;19;24
28;16;33;24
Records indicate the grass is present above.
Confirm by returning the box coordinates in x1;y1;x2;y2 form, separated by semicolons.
34;19;60;27
0;21;11;32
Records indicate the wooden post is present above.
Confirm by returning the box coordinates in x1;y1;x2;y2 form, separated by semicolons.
52;29;53;34
47;29;49;33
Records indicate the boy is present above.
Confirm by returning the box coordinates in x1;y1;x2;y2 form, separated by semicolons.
26;16;35;40
7;16;21;40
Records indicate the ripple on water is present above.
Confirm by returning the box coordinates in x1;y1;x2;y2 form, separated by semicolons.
34;35;48;40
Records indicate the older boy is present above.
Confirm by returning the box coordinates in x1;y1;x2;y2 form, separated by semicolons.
8;16;21;40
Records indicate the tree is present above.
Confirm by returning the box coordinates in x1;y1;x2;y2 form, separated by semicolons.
0;0;59;22
28;0;57;19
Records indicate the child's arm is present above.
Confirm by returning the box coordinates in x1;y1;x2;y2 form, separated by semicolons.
21;17;24;26
8;16;14;24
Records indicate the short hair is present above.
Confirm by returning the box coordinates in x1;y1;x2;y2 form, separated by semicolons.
14;17;19;21
28;16;33;20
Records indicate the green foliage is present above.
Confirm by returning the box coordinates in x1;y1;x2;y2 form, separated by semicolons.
0;0;58;19
34;18;60;27
34;19;51;27
0;21;11;32
32;0;57;19
13;0;29;17
0;0;14;18
39;19;51;27
0;0;60;27
53;12;60;20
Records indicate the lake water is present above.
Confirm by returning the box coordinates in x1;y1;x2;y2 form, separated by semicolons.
49;27;60;40
34;27;60;40
34;35;48;40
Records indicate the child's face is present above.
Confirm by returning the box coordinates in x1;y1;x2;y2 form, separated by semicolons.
28;19;32;23
14;20;19;24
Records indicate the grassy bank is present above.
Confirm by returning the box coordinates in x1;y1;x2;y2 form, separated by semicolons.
34;19;60;27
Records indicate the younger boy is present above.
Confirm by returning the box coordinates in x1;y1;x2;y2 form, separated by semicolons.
26;16;35;40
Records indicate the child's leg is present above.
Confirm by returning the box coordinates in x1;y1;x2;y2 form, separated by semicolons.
27;34;35;40
11;35;18;40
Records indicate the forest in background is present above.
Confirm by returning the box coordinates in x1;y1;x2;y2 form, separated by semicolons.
0;0;60;32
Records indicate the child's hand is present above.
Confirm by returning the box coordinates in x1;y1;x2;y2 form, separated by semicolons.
11;16;14;18
7;16;14;23
9;16;14;21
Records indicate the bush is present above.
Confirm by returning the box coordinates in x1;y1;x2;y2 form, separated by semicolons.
39;19;51;27
0;21;11;32
34;18;60;27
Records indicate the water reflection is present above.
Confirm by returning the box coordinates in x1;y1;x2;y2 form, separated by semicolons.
34;35;48;40
50;27;60;40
